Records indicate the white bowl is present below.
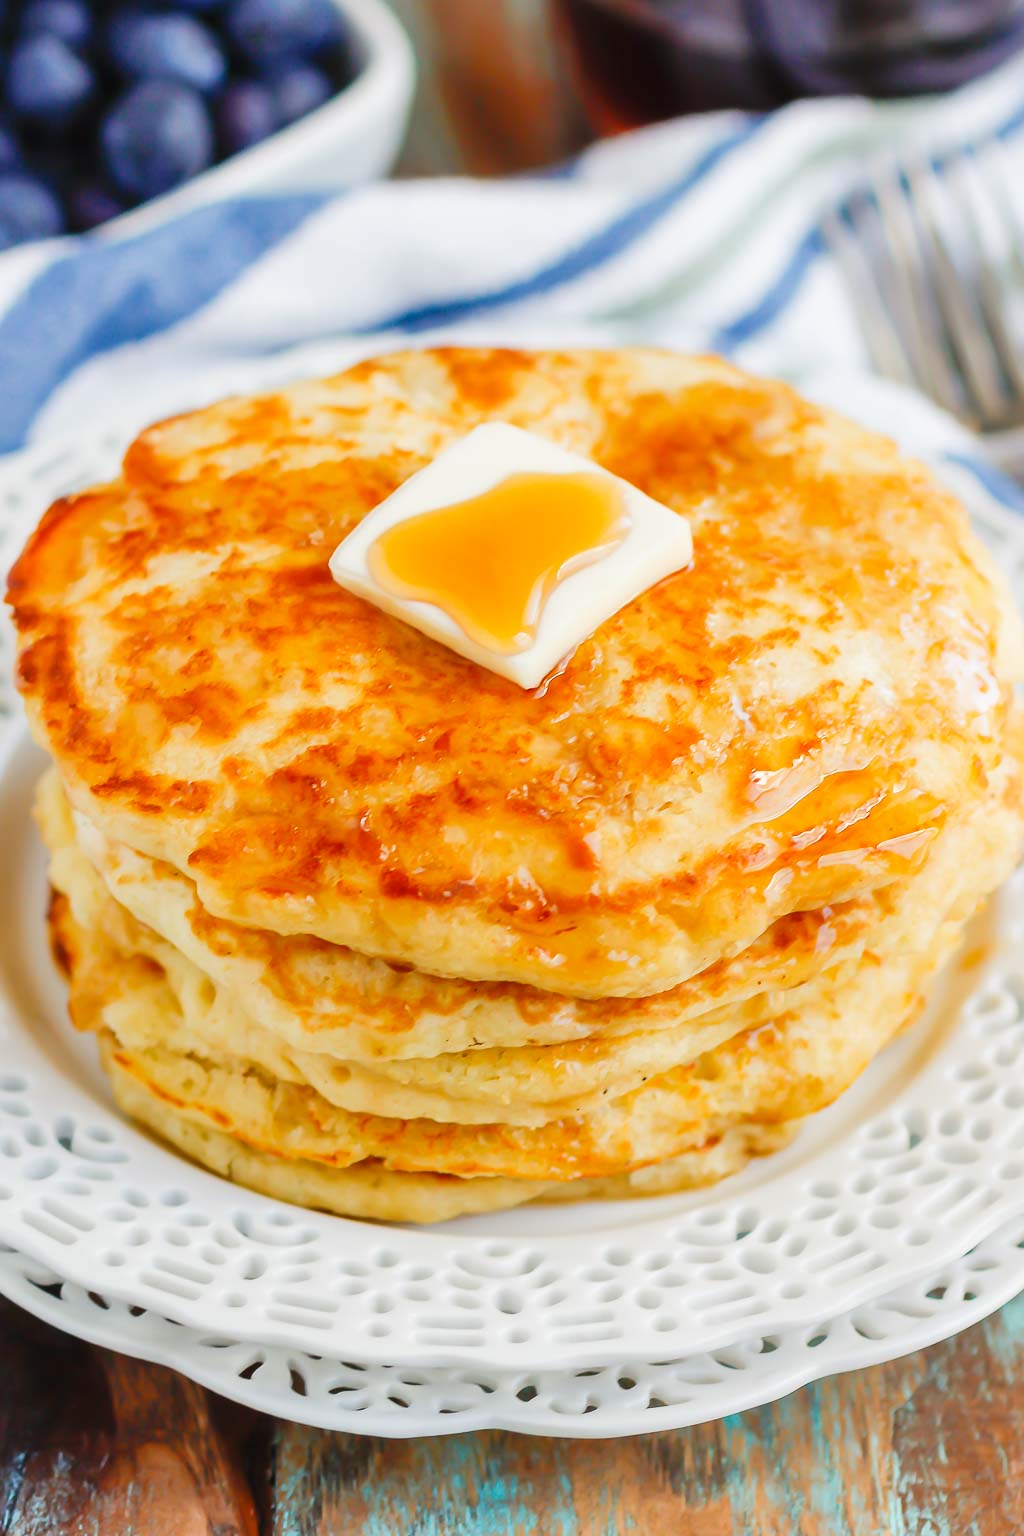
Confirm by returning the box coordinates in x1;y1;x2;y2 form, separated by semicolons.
102;0;415;239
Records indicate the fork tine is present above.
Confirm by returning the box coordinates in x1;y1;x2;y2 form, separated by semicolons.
821;205;918;387
829;140;1024;438
979;137;1024;281
905;157;1010;427
869;164;968;419
955;142;1024;415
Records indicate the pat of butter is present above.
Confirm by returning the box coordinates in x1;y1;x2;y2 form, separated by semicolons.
329;423;693;689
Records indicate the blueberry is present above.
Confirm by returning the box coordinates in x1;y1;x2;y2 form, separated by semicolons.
266;61;331;125
20;0;93;51
7;35;93;123
0;172;64;247
216;78;275;153
226;0;343;64
101;80;213;200
107;13;226;95
69;181;125;229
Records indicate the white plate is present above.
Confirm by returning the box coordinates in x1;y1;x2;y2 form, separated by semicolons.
2;1217;1022;1438
1;389;1024;1377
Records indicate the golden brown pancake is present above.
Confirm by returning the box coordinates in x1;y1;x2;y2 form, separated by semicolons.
40;735;1024;1127
49;886;962;1185
11;349;1023;996
50;888;799;1221
35;748;1021;1067
105;1059;800;1223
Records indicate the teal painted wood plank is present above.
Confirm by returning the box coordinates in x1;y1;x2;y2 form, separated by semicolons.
269;1429;583;1535
267;1298;1024;1536
884;1293;1024;1536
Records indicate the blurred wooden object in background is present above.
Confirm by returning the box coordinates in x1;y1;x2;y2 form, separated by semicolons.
385;0;587;174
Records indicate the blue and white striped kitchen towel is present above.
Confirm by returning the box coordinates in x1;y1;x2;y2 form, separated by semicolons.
3;49;1024;484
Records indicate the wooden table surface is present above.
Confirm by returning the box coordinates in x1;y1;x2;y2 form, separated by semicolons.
3;1289;1024;1533
3;6;1023;1531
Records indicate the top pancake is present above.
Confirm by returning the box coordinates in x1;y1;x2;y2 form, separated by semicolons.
9;348;1023;996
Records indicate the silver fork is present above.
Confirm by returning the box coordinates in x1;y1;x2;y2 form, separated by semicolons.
824;138;1024;473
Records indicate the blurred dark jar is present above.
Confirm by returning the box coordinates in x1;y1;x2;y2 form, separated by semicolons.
553;0;1024;131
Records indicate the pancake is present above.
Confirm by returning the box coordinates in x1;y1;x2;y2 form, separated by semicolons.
105;1060;800;1222
36;691;1024;1068
50;888;963;1185
43;836;815;1125
12;348;1023;997
63;780;904;1059
41;732;1024;1126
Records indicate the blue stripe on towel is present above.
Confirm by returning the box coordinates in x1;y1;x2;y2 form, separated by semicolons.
946;450;1024;514
357;116;765;335
0;195;326;452
712;225;827;353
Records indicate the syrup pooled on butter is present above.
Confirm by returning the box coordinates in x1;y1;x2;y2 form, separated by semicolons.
328;421;693;689
367;471;630;655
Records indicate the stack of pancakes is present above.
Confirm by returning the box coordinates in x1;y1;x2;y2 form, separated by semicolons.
9;348;1024;1223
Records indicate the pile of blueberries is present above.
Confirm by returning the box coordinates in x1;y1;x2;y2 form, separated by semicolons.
0;0;357;247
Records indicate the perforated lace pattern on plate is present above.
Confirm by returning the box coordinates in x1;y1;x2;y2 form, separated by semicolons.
1;1218;1022;1437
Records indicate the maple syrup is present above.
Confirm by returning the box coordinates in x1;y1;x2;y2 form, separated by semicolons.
367;471;630;655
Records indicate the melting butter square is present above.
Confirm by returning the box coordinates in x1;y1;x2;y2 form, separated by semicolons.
329;422;693;689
